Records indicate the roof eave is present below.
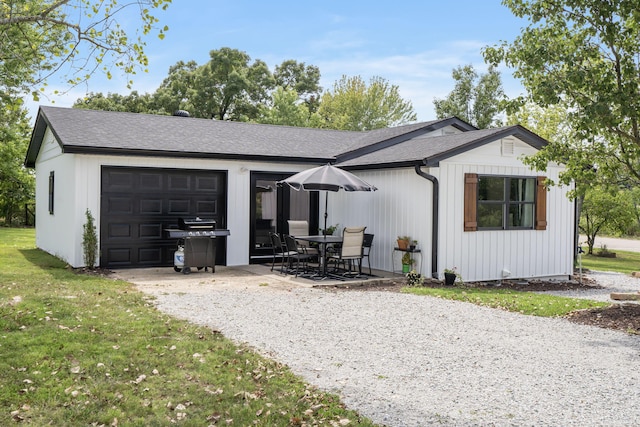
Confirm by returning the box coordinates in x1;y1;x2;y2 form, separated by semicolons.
62;146;335;164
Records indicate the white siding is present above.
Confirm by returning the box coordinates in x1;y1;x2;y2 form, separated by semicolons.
35;140;320;267
330;168;435;276
438;139;574;282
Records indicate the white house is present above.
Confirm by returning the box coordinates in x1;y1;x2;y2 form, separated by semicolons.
25;106;574;282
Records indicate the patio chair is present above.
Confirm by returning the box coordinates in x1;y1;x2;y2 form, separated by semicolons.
361;233;374;276
328;226;366;277
287;219;320;259
269;232;295;274
283;234;314;277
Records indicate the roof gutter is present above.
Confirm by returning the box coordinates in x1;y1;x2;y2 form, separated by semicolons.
414;164;439;279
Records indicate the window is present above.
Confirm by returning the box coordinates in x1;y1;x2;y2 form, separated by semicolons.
464;173;547;231
48;171;55;214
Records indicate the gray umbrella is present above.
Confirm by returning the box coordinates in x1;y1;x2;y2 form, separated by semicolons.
279;163;377;234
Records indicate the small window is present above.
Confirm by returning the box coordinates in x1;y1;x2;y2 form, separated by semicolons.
48;171;55;214
477;176;536;230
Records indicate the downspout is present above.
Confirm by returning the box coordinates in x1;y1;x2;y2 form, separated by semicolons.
414;164;439;278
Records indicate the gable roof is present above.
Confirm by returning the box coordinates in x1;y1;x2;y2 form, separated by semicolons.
25;106;547;169
336;125;548;170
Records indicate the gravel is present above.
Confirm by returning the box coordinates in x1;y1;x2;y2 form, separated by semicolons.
147;272;640;426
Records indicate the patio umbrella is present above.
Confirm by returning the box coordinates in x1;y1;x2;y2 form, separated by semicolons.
278;163;377;235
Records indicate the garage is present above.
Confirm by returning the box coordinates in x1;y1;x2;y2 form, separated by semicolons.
100;166;227;268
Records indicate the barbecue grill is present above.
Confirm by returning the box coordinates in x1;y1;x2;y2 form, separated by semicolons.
165;217;230;274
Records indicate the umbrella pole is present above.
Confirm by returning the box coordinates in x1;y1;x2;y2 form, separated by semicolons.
324;191;328;237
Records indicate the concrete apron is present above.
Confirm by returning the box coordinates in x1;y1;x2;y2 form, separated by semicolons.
112;264;403;296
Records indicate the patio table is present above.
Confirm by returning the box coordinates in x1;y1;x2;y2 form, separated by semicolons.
295;235;343;278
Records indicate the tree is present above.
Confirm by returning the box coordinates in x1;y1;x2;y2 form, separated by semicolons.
187;47;275;120
273;60;322;112
579;186;635;254
0;98;34;225
0;0;171;99
256;87;322;127
152;60;200;115
317;75;416;131
483;0;640;188
433;64;505;128
74;91;158;113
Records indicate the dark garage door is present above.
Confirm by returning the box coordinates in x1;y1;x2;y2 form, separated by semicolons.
100;166;227;268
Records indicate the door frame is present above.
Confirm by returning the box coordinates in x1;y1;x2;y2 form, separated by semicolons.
249;171;319;263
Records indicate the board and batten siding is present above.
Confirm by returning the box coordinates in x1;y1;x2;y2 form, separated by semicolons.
329;168;435;276
438;139;574;282
43;148;320;267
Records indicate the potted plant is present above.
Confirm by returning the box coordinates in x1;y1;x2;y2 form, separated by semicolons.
401;251;415;273
409;239;418;251
323;223;339;236
397;235;410;250
444;267;459;286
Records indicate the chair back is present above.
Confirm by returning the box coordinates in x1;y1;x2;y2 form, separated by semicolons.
341;227;365;258
284;234;301;253
287;220;309;237
269;232;283;252
363;233;374;250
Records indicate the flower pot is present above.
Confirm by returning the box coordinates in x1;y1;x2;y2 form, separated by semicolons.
397;239;408;250
402;264;411;273
444;272;456;286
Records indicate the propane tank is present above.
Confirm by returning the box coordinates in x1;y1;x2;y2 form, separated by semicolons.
174;245;184;268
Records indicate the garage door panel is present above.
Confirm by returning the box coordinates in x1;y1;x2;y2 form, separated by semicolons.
168;175;190;191
140;199;163;214
101;166;227;268
107;197;134;214
139;173;163;190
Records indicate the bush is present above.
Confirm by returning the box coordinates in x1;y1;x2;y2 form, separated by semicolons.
82;209;98;268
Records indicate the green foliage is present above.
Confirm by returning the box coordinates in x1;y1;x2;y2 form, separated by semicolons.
484;0;640;189
82;209;98;268
405;270;424;287
256;87;323;127
74;91;161;114
403;286;607;317
579;186;635;254
0;97;34;225
433;64;505;128
273;59;322;113
0;0;172;98
317;75;416;130
0;228;376;426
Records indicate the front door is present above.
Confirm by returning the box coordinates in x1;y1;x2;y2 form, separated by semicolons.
250;171;319;263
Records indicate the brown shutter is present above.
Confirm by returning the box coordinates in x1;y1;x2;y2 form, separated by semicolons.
535;176;547;230
464;173;478;231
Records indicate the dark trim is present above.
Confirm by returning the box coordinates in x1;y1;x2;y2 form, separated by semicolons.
414;164;439;279
61;146;334;164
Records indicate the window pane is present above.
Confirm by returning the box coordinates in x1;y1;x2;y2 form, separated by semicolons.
479;177;505;201
509;204;534;228
510;178;535;202
478;204;503;228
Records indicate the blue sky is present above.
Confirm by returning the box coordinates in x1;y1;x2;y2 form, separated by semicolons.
28;0;528;122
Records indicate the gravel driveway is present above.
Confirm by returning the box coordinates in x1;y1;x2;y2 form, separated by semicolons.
128;269;640;426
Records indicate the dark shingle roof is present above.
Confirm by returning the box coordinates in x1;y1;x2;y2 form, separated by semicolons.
336;125;548;169
25;107;547;169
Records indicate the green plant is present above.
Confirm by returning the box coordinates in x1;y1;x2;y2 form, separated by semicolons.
323;223;339;235
444;267;463;284
401;251;415;265
406;270;424;286
82;209;98;269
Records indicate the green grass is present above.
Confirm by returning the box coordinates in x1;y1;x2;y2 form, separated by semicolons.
0;228;377;426
579;249;640;275
403;286;608;317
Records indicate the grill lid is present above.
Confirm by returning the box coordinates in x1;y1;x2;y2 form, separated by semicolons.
178;217;216;230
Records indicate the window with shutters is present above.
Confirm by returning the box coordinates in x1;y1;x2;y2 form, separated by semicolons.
464;173;547;231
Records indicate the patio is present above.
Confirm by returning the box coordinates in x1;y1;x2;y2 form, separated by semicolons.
112;263;405;296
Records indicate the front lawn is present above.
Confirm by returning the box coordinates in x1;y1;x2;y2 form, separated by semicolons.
579;249;640;275
0;228;376;426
